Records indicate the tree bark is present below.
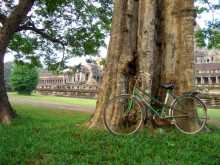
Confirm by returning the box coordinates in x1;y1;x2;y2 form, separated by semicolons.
88;0;195;129
0;0;35;124
160;0;194;94
159;0;196;130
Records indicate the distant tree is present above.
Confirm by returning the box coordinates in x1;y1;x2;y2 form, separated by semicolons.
195;0;220;49
10;63;38;95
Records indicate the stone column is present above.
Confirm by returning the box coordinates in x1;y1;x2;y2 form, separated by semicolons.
208;77;212;85
74;74;77;82
201;77;204;84
63;76;65;84
216;76;219;84
79;72;82;82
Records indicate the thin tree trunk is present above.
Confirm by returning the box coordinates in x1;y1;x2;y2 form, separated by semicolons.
88;0;195;130
0;0;35;124
0;56;15;124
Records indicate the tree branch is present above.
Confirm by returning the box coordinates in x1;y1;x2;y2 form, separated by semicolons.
18;22;67;46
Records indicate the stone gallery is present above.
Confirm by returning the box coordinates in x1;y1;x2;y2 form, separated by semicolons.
194;48;220;94
36;48;220;105
36;63;102;98
194;48;220;106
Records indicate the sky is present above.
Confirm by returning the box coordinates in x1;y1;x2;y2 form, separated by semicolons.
4;0;220;65
196;0;220;28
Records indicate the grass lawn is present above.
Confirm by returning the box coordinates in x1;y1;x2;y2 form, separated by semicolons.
8;92;220;121
0;104;220;164
8;92;96;107
208;109;220;121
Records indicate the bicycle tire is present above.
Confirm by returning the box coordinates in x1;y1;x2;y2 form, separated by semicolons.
103;94;145;136
171;95;207;134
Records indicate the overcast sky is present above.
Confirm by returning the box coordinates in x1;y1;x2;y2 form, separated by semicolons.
4;0;220;65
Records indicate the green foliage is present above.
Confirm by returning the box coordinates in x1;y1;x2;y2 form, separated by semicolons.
9;34;38;55
195;29;208;48
195;28;220;49
0;0;112;72
195;6;209;14
0;104;220;164
40;0;71;13
195;0;220;49
208;29;220;49
10;63;39;95
2;0;220;68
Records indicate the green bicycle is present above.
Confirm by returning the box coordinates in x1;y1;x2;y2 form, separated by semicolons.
103;72;208;136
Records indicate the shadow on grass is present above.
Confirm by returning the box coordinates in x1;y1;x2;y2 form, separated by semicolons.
0;104;220;165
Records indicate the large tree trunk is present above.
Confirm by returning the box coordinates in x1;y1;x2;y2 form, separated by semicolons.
0;0;35;124
88;0;195;129
160;0;196;130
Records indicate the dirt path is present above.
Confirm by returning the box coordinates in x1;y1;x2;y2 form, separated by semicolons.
207;120;220;129
9;96;95;114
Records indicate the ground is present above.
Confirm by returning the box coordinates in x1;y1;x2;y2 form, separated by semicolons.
8;92;220;127
0;93;220;164
8;93;95;113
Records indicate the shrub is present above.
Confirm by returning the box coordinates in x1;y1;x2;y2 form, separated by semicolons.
10;63;38;95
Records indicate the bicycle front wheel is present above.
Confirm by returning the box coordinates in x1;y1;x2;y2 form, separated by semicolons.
171;95;207;134
103;94;145;136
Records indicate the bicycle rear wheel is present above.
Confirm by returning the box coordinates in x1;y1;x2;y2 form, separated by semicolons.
171;95;207;134
103;94;144;136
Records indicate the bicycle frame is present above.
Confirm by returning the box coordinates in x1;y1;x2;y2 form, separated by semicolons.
132;87;176;119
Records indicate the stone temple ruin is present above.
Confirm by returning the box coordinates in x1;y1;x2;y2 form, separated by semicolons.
194;48;220;106
195;48;220;91
36;63;102;98
36;49;220;106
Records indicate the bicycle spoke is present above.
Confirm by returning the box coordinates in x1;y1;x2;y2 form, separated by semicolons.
171;96;207;134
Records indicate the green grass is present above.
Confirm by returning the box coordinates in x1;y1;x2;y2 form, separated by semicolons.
0;104;220;164
208;109;220;121
9;92;220;121
8;92;96;107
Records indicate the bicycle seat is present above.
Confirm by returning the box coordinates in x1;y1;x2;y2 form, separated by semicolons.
160;83;175;90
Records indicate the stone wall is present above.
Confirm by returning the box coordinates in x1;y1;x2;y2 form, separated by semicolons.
194;48;220;102
36;84;99;98
200;94;220;108
36;63;102;98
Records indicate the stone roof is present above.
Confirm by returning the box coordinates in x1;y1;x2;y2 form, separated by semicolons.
195;63;220;70
39;70;54;77
39;70;64;78
84;63;102;75
195;48;208;57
